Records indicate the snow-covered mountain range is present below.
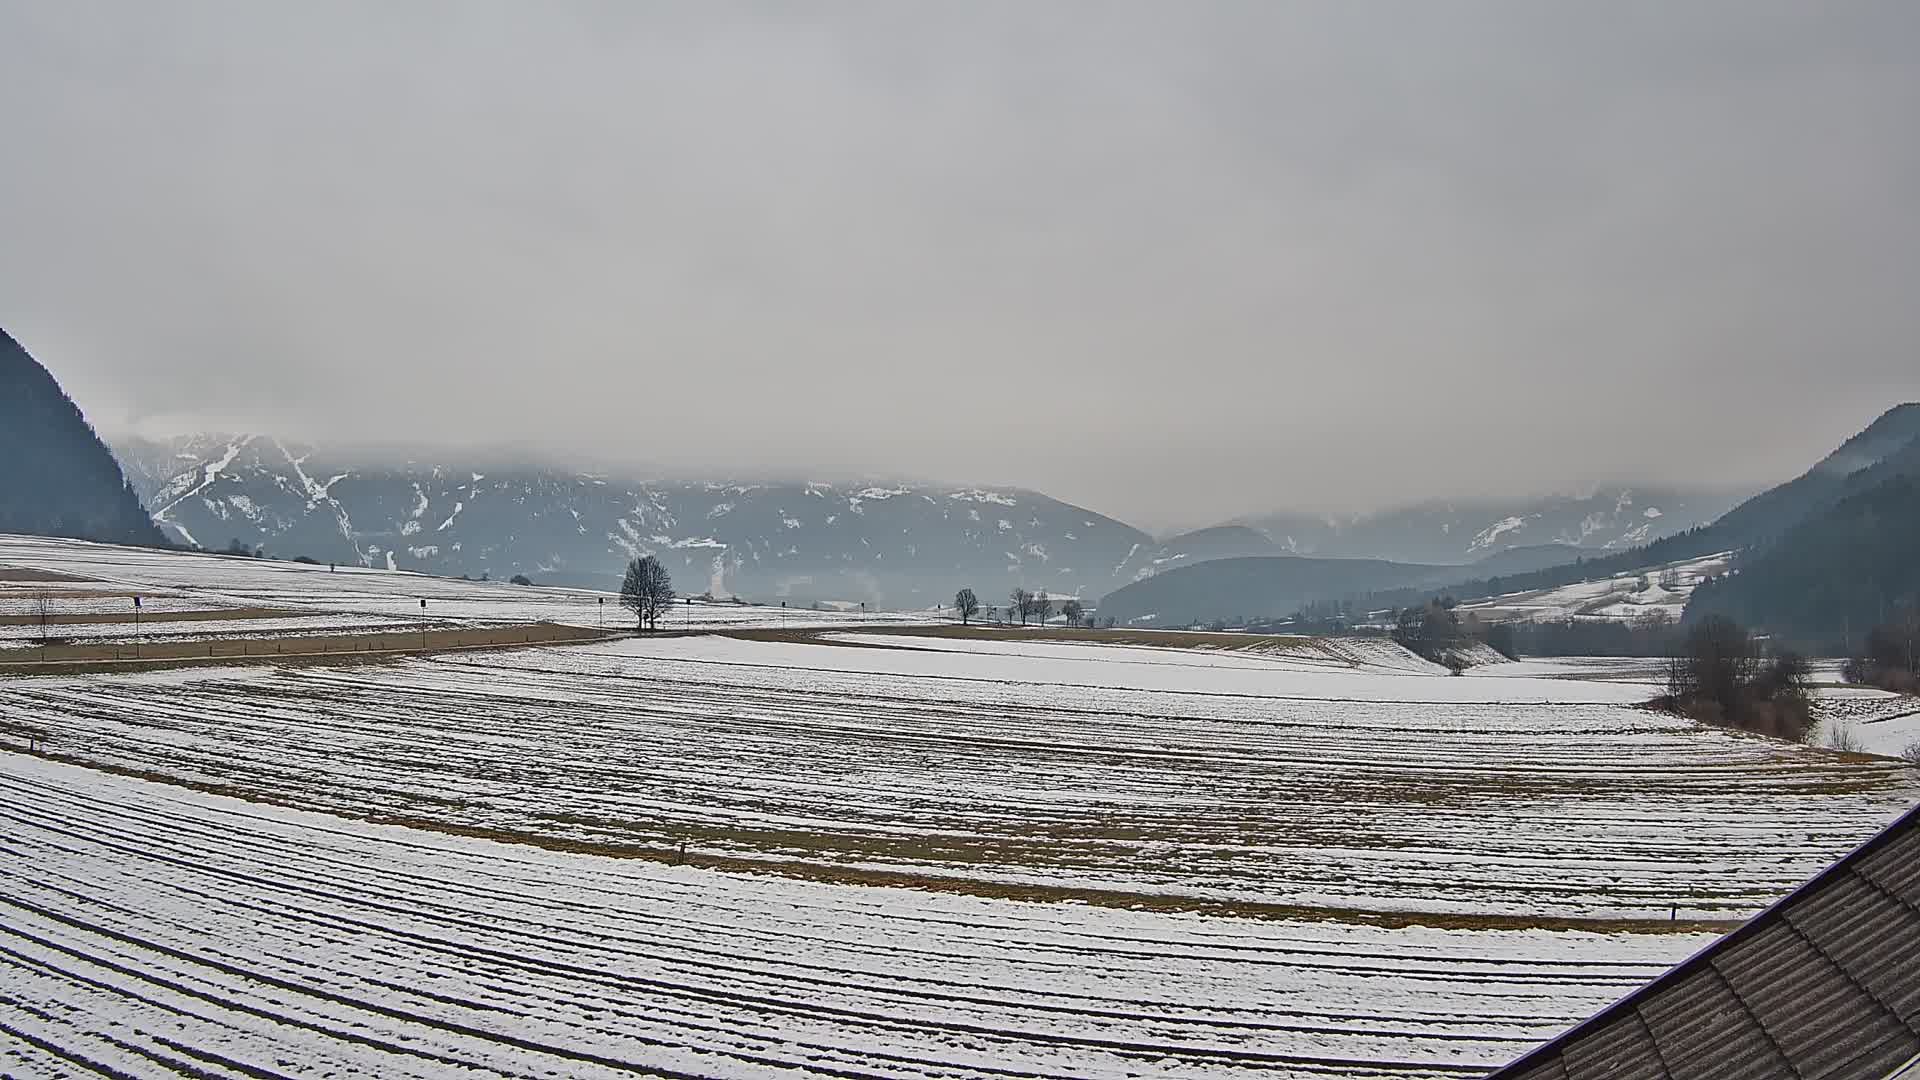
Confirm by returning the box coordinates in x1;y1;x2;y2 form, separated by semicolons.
1103;489;1739;587
112;435;1149;606
111;434;1742;610
1230;488;1744;566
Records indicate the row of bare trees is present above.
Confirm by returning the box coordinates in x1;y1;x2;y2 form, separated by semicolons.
953;587;1085;627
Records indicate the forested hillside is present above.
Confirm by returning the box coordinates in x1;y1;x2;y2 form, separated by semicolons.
1688;466;1920;652
1704;403;1920;549
0;328;165;546
1096;555;1459;626
1099;405;1920;633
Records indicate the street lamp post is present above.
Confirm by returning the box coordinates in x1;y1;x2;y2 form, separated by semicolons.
133;595;141;659
419;598;427;651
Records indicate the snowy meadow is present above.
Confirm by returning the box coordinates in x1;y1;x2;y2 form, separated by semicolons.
2;536;1917;1078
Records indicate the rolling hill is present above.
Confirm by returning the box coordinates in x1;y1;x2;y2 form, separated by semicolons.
1096;555;1461;627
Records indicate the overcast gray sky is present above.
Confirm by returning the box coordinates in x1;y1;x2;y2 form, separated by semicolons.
3;1;1917;530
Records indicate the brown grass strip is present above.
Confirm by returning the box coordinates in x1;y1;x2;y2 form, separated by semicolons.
0;568;93;583
0;623;613;674
728;624;1316;652
0;607;300;627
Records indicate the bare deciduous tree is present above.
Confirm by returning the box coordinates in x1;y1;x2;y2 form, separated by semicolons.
32;590;52;645
1031;590;1053;626
1061;599;1084;626
1009;587;1032;626
619;556;675;631
954;588;979;625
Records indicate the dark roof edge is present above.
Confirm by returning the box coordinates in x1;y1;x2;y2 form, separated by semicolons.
1487;798;1920;1078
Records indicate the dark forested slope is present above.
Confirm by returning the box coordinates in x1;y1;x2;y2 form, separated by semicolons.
0;328;165;546
1687;452;1920;651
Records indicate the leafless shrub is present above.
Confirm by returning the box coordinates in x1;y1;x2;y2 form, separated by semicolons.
1827;723;1865;754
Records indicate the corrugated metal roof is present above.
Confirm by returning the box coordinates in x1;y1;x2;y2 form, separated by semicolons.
1489;802;1920;1080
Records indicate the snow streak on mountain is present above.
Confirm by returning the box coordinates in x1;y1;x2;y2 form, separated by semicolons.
115;435;1149;605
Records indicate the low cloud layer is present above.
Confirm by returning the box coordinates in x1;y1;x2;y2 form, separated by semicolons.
4;1;1917;529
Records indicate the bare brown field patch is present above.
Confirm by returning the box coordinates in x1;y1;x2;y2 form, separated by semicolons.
0;621;613;674
731;623;1317;653
0;606;296;626
0;567;93;583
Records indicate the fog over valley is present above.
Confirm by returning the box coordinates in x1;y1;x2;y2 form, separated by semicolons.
5;2;1919;529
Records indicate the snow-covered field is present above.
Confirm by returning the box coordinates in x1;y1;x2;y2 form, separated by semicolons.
0;534;933;632
0;753;1707;1079
1814;693;1920;759
3;537;1918;1078
1478;657;1920;758
6;633;1913;923
1454;552;1734;624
